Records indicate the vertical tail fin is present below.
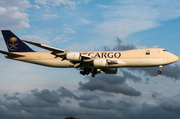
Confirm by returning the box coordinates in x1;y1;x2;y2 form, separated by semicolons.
1;30;34;52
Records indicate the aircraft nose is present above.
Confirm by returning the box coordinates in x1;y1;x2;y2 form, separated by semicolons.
175;55;179;61
169;52;179;62
172;54;179;62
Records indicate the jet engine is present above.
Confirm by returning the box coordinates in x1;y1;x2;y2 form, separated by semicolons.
93;59;108;67
66;52;81;61
103;68;117;74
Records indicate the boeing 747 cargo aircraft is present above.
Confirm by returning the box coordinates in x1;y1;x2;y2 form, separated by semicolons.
0;30;179;77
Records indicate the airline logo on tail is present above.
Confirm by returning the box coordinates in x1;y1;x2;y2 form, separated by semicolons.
7;37;19;51
1;30;34;52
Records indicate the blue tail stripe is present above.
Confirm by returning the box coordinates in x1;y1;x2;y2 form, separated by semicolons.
1;30;34;52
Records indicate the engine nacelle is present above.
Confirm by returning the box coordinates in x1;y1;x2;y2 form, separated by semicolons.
66;52;81;61
103;68;117;74
93;59;108;67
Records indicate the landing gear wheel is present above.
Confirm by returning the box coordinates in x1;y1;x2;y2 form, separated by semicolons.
91;74;95;77
80;68;91;76
158;70;161;74
80;70;85;75
158;65;163;74
85;71;89;75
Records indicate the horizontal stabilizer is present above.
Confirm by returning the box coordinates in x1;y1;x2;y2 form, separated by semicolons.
0;50;25;57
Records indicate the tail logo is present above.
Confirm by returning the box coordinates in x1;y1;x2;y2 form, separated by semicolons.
7;37;19;51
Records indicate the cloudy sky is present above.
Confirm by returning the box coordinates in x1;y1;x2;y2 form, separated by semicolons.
0;0;180;119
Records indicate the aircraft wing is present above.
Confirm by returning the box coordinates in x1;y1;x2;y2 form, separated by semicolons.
0;50;25;57
22;40;66;53
22;40;122;67
22;40;92;60
22;40;123;68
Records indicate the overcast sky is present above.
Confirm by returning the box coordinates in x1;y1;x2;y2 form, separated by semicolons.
0;0;180;119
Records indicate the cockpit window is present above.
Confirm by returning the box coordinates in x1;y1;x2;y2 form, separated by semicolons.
163;50;167;51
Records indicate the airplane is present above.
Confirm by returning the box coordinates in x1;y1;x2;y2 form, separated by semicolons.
0;30;179;77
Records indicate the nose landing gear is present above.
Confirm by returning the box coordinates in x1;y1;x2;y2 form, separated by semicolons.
158;65;162;74
158;70;161;74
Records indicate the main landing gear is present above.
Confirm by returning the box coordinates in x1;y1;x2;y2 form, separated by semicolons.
91;70;98;77
80;68;92;76
80;70;90;75
79;68;99;77
158;65;162;74
91;73;96;77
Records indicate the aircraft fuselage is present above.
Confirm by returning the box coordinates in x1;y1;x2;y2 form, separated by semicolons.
5;48;179;68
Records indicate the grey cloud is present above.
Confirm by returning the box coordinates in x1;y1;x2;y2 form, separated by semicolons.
128;64;180;80
17;89;61;108
112;37;136;51
160;100;180;111
19;95;59;108
32;89;60;104
160;65;180;80
120;69;142;83
0;105;14;118
86;70;142;84
85;73;126;85
151;91;162;99
135;103;175;119
44;106;105;119
1;87;180;119
65;100;71;103
57;87;99;100
1;87;137;119
78;94;99;101
57;87;78;99
79;99;135;110
3;94;19;101
160;95;180;111
99;37;136;51
79;73;141;96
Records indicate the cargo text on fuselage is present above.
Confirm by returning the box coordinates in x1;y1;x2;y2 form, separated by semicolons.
82;52;121;58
